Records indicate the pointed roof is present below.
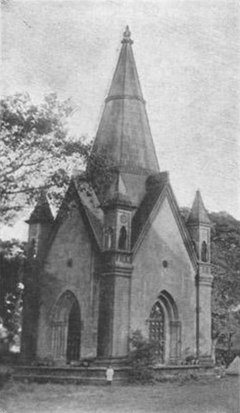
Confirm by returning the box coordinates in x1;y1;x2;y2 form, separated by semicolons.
26;192;54;224
92;26;159;175
101;172;133;208
107;26;144;102
187;190;211;226
131;174;197;268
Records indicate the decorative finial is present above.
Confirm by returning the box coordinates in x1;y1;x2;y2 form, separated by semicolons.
124;25;131;38
122;25;133;44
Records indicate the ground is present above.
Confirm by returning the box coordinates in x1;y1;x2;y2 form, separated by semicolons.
0;376;239;413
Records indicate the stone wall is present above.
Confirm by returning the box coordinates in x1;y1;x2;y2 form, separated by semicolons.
36;204;99;362
131;197;197;362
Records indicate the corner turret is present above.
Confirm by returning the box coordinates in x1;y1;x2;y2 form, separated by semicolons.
187;190;211;262
26;192;54;258
187;190;213;365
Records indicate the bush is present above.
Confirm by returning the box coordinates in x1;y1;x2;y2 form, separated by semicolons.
215;348;237;368
128;330;158;384
0;366;12;390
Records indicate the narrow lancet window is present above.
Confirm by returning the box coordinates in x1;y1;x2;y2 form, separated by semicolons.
118;226;127;250
201;241;208;262
104;227;114;249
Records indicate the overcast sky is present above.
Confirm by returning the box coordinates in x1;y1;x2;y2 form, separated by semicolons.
1;0;240;239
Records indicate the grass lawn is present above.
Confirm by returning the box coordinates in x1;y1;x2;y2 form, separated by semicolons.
0;376;239;413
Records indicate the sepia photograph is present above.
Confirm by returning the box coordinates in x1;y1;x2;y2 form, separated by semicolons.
0;0;240;412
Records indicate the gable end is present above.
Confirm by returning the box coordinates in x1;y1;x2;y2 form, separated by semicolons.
133;183;197;269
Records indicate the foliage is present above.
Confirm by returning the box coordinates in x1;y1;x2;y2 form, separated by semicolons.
0;239;25;342
0;92;91;223
86;150;115;199
128;330;158;383
0;93;115;353
0;371;11;390
210;212;240;364
211;269;240;344
210;212;240;272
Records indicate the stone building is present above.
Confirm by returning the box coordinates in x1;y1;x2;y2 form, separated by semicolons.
21;27;213;366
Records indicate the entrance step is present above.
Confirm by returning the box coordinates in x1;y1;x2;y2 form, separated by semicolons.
11;364;214;385
11;365;131;385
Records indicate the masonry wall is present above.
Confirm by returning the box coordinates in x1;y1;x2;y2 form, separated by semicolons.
36;205;99;361
131;197;197;361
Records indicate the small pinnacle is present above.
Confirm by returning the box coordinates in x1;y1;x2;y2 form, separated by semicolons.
124;25;131;38
122;25;133;44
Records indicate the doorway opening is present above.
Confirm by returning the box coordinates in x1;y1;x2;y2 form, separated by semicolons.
51;290;81;363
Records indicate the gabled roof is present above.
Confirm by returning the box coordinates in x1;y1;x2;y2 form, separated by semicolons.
92;26;159;177
73;176;104;247
187;190;211;226
132;174;197;268
44;178;104;256
26;192;54;224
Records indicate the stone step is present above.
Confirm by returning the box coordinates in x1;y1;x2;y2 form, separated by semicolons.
12;373;124;385
10;364;214;385
11;365;130;384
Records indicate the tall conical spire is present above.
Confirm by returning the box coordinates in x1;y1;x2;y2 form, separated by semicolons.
92;27;159;175
187;190;211;225
106;26;143;104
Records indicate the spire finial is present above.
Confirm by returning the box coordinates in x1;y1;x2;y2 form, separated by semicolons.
122;25;133;44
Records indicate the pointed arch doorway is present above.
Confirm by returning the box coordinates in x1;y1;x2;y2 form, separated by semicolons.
148;290;181;365
51;291;81;364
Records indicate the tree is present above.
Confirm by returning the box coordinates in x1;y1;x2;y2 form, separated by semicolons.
0;239;25;343
0;92;91;224
0;93;115;353
211;268;240;364
210;212;240;364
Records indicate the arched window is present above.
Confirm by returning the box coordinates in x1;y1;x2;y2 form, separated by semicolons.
149;302;165;363
104;227;113;249
192;241;198;258
66;300;81;363
201;241;208;262
148;291;181;365
118;226;127;250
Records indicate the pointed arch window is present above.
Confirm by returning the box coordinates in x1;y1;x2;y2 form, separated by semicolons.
149;301;165;363
118;226;127;250
104;227;114;249
201;241;208;262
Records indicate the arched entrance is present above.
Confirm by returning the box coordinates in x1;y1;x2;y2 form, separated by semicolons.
51;291;81;364
148;290;181;364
